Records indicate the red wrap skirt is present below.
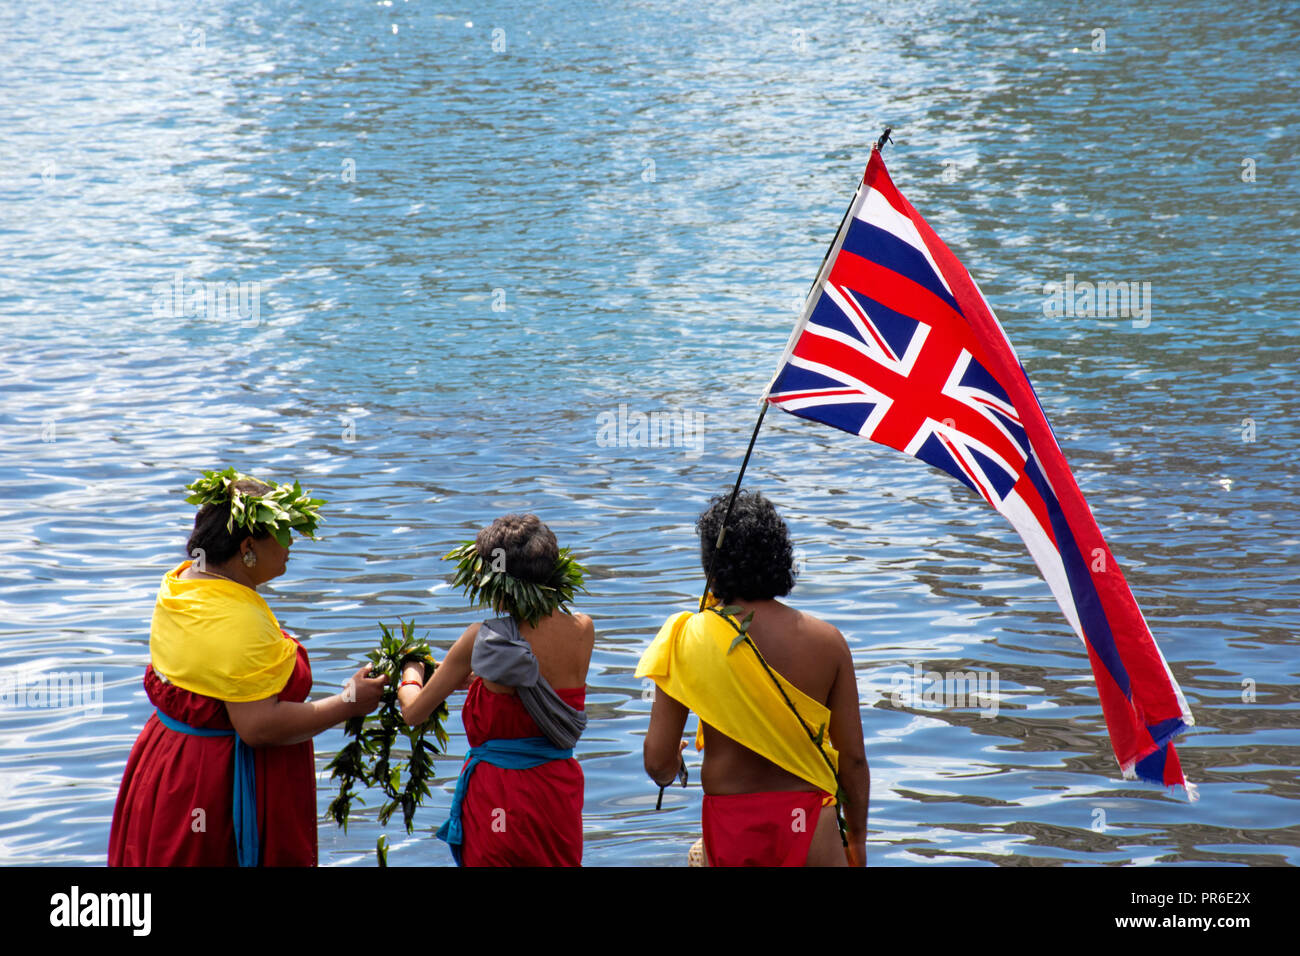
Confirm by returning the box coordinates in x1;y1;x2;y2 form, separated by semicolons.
108;636;317;867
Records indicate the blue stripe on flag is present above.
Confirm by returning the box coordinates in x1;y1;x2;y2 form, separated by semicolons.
1146;716;1186;748
1020;454;1132;699
1134;745;1168;782
783;397;880;437
841;218;962;314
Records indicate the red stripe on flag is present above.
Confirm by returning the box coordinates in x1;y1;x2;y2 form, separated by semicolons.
770;387;864;404
829;251;970;343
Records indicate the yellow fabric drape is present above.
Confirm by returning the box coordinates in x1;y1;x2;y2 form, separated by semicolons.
635;608;839;795
149;561;296;702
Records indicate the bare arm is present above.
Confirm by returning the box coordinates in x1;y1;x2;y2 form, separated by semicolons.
226;663;387;748
826;630;869;866
643;683;690;787
397;622;477;726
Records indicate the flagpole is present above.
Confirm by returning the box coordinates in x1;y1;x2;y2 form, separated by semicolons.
697;127;893;612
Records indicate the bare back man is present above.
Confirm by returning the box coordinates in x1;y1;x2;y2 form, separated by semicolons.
638;491;869;866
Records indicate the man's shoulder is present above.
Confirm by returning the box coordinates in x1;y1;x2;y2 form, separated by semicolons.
788;605;846;644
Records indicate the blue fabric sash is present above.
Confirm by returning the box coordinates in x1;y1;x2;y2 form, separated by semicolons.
435;736;574;866
154;708;259;868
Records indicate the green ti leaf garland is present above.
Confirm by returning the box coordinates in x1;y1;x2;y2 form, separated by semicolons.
326;619;451;865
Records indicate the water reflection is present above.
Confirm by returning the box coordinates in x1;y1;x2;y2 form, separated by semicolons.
0;0;1296;866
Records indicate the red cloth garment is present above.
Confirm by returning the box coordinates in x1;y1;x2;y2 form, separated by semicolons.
108;636;317;867
701;790;827;866
457;677;585;867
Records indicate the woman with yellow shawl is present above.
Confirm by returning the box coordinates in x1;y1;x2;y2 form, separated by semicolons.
108;469;387;866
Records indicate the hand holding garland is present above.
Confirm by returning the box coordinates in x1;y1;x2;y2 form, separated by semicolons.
328;541;589;863
396;622;478;726
326;621;451;851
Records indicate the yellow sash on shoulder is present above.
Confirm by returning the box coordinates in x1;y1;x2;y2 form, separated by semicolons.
149;561;296;702
635;608;839;795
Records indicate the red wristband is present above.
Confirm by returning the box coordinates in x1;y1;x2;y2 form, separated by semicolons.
399;680;423;690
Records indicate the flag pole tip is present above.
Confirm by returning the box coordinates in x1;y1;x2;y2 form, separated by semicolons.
874;126;893;152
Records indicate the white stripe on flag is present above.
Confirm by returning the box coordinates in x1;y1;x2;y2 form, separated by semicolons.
857;188;955;298
994;486;1086;641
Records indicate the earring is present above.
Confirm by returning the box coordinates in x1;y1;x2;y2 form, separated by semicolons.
243;551;257;568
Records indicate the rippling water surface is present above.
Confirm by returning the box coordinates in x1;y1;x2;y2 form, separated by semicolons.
1;0;1296;866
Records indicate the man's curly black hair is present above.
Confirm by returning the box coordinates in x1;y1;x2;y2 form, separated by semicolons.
697;489;797;603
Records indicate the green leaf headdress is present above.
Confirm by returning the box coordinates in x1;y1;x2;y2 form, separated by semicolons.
184;466;325;548
444;541;587;628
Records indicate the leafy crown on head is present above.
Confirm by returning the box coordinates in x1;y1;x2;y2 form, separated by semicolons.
443;540;587;628
184;466;326;548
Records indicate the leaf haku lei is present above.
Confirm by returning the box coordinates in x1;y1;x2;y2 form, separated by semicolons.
444;541;588;627
184;466;325;548
326;620;451;864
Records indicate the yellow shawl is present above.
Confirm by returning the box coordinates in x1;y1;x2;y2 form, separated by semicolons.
635;608;840;795
149;562;296;702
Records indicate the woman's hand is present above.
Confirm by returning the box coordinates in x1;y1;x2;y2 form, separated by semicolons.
398;623;477;726
344;663;388;718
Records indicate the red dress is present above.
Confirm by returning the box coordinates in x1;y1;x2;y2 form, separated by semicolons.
458;678;586;867
108;636;317;867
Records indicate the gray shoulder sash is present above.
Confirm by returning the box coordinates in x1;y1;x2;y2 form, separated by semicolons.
471;616;587;750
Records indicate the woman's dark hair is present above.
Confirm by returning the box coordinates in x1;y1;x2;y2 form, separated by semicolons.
697;490;797;603
185;477;272;565
475;513;559;584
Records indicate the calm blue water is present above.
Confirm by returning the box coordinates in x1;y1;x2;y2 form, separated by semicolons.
0;0;1296;866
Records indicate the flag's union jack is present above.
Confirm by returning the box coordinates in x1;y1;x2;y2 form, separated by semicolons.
765;150;1194;792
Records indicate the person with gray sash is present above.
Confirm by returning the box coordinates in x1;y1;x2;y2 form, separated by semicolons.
397;514;594;866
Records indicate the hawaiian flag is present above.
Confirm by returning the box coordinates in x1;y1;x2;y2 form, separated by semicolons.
764;149;1194;793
